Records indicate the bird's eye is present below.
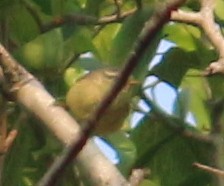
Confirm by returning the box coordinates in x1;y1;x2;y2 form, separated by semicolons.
103;69;119;79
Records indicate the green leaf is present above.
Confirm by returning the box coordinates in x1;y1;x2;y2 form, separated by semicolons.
131;115;213;186
64;67;86;87
179;69;211;130
7;3;39;45
93;23;121;64
151;48;197;87
184;0;200;11
151;46;217;87
207;74;224;99
62;0;82;14
215;0;224;21
109;8;153;66
139;179;160;186
0;0;19;19
32;0;52;15
163;23;201;51
85;0;104;16
63;27;96;59
2;118;46;185
14;29;63;70
105;131;137;176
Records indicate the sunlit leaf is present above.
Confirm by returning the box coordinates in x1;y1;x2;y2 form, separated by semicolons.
215;0;224;21
109;8;153;66
14;29;63;70
63;27;96;58
64;66;86;87
164;23;201;51
93;23;121;64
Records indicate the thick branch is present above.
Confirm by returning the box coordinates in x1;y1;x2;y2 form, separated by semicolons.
171;10;201;25
0;44;129;186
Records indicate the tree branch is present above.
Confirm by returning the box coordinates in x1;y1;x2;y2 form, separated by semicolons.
114;0;122;18
22;0;137;34
171;0;224;74
171;10;201;25
193;162;224;177
37;0;187;185
0;44;129;186
41;8;136;33
129;168;150;186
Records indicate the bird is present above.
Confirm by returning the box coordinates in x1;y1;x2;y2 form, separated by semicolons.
66;68;137;136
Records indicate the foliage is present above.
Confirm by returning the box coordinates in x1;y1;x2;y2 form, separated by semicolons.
0;0;224;185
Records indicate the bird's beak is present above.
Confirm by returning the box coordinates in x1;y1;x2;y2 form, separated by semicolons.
124;79;140;91
129;80;140;86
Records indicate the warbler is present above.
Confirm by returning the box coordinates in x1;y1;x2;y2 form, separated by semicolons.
66;68;136;136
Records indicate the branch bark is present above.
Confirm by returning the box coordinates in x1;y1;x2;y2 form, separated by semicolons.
0;0;187;185
193;162;224;177
171;0;224;74
0;44;129;186
38;0;187;185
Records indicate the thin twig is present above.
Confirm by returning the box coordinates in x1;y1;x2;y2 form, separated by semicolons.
98;8;136;24
59;53;80;74
42;8;136;33
193;162;224;177
37;0;187;185
0;104;17;186
129;168;150;186
135;0;142;9
114;0;121;18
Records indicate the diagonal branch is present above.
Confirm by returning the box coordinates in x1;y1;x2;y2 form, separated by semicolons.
0;44;129;186
37;0;187;185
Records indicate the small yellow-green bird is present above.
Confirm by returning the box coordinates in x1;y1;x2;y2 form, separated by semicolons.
66;68;136;136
